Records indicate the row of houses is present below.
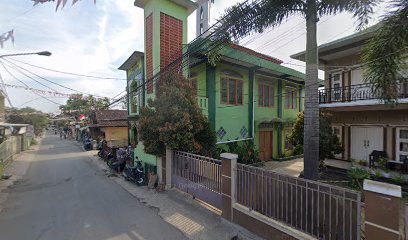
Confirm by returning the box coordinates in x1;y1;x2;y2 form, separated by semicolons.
114;0;407;175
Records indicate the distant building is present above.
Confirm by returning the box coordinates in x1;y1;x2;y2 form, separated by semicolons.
88;110;129;148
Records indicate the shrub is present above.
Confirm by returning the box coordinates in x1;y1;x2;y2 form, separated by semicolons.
289;112;343;161
224;140;260;164
348;167;371;190
139;73;217;157
391;173;405;184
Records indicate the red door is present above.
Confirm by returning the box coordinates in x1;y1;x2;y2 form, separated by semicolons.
259;131;273;161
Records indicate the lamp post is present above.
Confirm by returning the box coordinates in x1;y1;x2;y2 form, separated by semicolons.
0;51;52;58
0;51;52;108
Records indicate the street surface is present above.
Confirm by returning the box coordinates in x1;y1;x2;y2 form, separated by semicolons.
0;133;187;240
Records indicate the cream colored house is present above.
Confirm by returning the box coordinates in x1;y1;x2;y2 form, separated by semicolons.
291;26;408;163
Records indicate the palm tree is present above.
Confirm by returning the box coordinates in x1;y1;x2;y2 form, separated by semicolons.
362;0;408;104
213;0;378;180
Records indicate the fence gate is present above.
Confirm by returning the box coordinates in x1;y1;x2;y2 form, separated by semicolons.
172;151;222;209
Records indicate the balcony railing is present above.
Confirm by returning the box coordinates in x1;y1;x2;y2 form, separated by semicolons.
319;81;408;104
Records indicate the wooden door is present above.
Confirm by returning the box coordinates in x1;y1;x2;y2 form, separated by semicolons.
259;131;273;161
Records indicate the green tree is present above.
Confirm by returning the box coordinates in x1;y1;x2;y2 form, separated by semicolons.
6;107;49;136
59;94;109;119
290;111;343;162
212;0;377;180
138;73;217;157
362;0;408;103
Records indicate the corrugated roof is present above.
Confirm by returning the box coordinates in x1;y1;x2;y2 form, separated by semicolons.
93;110;128;127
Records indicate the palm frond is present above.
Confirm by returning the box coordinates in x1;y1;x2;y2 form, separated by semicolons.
207;0;305;66
318;0;379;30
361;0;408;103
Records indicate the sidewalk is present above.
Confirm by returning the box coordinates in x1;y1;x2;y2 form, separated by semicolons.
0;138;42;213
84;149;262;240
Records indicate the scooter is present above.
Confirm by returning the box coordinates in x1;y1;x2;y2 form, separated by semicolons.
123;157;146;186
84;139;93;151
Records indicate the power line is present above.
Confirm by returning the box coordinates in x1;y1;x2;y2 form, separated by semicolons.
5;57;128;81
0;61;62;106
1;60;59;92
2;58;111;99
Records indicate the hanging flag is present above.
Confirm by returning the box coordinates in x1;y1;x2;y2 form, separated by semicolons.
0;30;14;49
78;114;85;121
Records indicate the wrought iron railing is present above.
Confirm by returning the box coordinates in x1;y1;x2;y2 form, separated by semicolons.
236;164;361;239
319;81;408;104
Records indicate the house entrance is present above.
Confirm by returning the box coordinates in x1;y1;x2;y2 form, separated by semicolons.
259;131;273;161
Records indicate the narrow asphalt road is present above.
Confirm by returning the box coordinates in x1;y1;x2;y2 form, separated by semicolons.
0;133;187;240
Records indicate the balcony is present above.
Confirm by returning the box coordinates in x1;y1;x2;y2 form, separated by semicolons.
197;96;208;116
319;81;408;105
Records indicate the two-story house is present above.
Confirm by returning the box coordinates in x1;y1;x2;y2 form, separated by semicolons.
118;0;305;173
291;26;408;163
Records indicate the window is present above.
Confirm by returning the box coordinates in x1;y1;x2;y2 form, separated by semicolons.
285;87;297;109
130;82;138;114
220;71;243;105
397;128;408;162
200;7;204;20
258;84;274;107
333;73;340;82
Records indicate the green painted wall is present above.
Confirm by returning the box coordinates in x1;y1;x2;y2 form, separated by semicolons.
133;142;158;167
206;64;216;129
253;75;280;158
190;63;206;97
215;63;250;143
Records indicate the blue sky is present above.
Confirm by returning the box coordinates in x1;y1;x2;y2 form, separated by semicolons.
0;0;387;113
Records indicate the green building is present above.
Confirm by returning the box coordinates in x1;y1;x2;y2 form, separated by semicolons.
118;0;305;172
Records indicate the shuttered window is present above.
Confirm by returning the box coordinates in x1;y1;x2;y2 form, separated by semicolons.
258;84;274;107
221;78;243;105
285;87;298;109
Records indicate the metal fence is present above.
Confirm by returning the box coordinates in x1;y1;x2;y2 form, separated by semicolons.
172;151;222;208
236;164;361;240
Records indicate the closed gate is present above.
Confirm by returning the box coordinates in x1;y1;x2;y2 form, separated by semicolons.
172;151;222;209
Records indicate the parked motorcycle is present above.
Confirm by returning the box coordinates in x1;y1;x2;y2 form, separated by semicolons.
84;139;93;151
123;157;146;186
106;148;126;172
97;140;107;158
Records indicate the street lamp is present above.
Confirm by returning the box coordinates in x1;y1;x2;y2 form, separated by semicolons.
0;51;52;58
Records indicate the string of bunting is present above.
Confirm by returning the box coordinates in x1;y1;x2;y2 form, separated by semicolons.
32;0;96;11
3;83;73;98
0;29;14;48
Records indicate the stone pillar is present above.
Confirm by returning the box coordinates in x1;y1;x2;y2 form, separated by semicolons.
165;147;173;189
220;153;237;221
364;179;401;240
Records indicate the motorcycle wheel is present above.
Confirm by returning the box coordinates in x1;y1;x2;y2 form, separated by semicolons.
136;177;145;186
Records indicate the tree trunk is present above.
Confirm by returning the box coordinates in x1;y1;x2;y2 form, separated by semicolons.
303;0;319;180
